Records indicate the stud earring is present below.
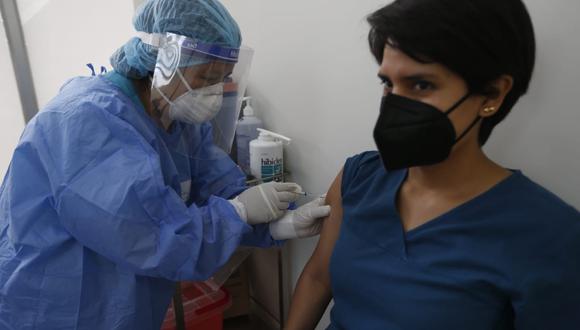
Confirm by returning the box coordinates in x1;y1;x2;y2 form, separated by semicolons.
483;106;496;114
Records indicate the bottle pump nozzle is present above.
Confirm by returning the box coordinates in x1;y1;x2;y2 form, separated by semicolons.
257;128;292;145
242;97;254;117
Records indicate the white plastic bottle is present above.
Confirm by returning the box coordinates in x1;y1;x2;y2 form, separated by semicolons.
236;97;263;174
250;129;291;182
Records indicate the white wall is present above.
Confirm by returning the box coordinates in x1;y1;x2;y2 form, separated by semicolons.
21;0;135;108
222;0;580;328
484;0;580;207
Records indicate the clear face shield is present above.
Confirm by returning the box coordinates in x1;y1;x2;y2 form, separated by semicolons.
151;33;253;154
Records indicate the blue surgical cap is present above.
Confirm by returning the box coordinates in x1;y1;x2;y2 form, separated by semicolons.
110;0;241;79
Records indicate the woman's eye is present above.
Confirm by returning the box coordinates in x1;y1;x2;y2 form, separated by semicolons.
201;77;221;85
381;80;393;89
413;80;434;91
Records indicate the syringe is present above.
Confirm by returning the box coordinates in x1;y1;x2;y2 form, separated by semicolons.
291;191;309;196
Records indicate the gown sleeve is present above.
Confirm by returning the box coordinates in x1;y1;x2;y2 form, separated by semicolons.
29;101;262;281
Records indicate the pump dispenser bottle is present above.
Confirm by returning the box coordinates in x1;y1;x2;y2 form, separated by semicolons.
249;129;291;181
236;97;263;174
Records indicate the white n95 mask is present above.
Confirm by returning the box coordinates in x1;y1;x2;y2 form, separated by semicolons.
158;69;224;124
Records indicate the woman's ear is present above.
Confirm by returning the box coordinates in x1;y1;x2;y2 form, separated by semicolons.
479;75;514;118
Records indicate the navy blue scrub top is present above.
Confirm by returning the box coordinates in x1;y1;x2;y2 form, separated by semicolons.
328;151;580;330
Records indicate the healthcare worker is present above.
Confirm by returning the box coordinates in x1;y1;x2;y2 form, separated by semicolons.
0;0;330;329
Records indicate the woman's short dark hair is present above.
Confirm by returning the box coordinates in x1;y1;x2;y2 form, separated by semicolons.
368;0;536;145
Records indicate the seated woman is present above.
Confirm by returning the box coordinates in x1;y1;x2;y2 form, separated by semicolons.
286;0;580;329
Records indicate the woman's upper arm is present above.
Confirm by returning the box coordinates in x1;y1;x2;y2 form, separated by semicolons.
302;168;344;283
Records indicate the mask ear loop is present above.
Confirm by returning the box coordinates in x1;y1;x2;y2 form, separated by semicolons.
444;93;484;143
149;76;175;124
456;116;482;143
150;76;173;105
176;68;195;93
444;93;471;115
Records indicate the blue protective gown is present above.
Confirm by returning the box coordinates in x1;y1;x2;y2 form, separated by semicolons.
0;72;278;330
328;151;580;330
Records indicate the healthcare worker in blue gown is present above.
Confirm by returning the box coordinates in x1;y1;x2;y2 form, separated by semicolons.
0;0;330;329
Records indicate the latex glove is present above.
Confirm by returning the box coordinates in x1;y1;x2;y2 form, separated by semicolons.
269;196;331;240
229;182;301;225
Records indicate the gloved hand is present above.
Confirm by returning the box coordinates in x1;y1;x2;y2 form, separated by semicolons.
269;196;331;240
229;182;301;225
